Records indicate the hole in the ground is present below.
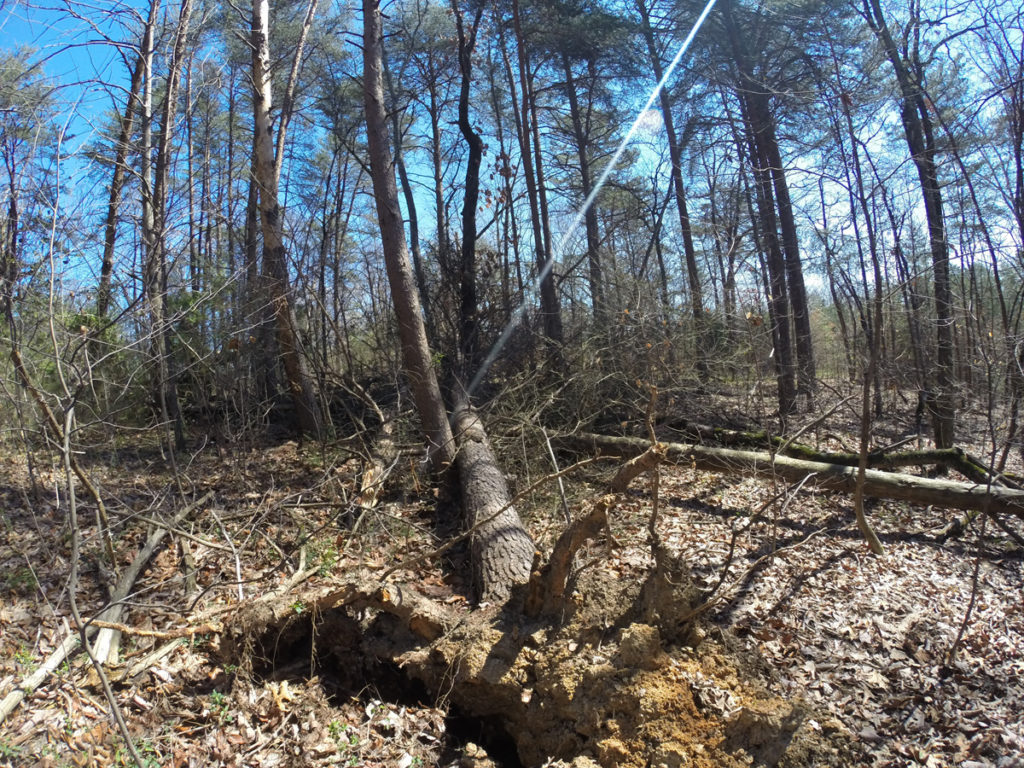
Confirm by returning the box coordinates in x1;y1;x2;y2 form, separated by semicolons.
245;609;525;768
442;707;524;768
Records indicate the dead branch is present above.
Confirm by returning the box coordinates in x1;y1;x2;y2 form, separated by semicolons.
559;433;1024;519
0;629;80;724
91;490;214;664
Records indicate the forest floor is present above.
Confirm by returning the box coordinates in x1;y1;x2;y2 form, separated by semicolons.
0;393;1023;767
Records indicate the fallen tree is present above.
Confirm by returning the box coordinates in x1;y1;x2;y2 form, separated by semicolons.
220;441;855;768
556;432;1024;519
362;0;533;603
453;405;535;602
663;421;1020;488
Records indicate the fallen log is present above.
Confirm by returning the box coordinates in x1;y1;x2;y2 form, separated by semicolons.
453;405;535;602
558;433;1024;519
664;422;1015;488
0;631;80;724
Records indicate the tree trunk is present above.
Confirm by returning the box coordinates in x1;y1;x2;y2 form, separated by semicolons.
145;0;189;452
511;0;563;342
561;52;604;322
453;1;485;373
559;433;1024;519
454;405;535;602
251;0;322;438
636;0;706;375
96;12;152;322
364;3;532;602
736;92;796;419
383;52;433;340
864;0;955;448
363;0;455;472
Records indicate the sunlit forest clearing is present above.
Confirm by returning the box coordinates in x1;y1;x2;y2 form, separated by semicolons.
1;0;1023;766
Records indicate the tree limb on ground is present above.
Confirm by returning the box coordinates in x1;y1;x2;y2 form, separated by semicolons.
90;490;215;665
0;491;217;724
557;433;1024;519
664;421;1019;488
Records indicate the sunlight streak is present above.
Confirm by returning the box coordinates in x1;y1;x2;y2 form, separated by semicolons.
467;0;721;397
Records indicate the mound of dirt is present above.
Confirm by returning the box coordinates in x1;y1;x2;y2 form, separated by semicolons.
227;566;861;767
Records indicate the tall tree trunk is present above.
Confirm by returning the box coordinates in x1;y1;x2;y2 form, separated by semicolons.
864;0;955;448
363;0;455;472
636;0;706;375
452;1;485;374
730;86;796;419
511;0;562;342
486;43;523;308
383;52;433;340
251;0;322;438
721;0;813;406
561;53;604;322
96;6;154;322
426;79;451;283
146;0;190;452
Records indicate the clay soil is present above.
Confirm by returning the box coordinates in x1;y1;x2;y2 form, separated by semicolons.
0;394;1022;767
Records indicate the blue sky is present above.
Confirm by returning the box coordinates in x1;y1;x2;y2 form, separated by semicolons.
1;1;144;153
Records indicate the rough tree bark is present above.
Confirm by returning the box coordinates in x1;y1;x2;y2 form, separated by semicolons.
364;1;534;602
454;405;535;602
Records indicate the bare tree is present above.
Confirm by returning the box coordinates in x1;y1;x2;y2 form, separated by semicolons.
362;0;455;472
250;0;322;437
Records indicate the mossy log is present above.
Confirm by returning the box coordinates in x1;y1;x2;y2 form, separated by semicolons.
558;433;1024;519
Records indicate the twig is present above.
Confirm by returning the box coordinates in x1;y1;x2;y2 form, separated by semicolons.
947;507;989;664
211;506;244;602
62;406;145;767
91;491;214;664
116;638;186;684
778;395;855;455
679;525;829;624
87;619;223;639
542;427;572;524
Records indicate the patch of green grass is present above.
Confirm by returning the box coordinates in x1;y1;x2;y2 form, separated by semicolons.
114;739;162;767
0;738;21;759
13;644;37;671
209;690;233;723
4;566;38;595
316;543;340;576
328;720;362;767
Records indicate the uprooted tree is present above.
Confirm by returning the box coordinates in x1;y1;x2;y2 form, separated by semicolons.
362;0;535;603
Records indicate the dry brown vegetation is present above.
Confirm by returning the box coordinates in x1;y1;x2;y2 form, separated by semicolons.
1;389;1022;767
